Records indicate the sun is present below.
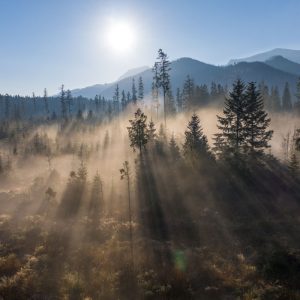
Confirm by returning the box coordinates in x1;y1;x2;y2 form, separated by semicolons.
105;20;136;54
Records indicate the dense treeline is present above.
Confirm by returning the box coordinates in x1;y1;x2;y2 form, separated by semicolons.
0;50;300;299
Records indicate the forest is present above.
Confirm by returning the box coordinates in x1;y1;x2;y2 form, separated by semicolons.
0;49;300;300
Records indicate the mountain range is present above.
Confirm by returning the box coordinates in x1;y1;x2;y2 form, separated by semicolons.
71;48;300;99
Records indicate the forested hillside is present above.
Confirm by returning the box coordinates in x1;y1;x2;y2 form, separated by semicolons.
0;49;300;299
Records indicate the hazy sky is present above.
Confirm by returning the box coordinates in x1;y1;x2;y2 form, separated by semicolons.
0;0;299;95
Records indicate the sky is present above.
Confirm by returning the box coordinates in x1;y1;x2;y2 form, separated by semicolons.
0;0;299;96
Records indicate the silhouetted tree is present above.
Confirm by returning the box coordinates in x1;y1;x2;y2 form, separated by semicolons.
270;86;281;112
120;161;134;269
282;82;292;112
244;82;273;156
60;84;67;120
182;75;194;111
169;134;181;161
138;76;144;102
214;79;246;157
43;88;49;117
294;77;300;115
155;49;171;127
183;113;210;163
127;109;149;153
132;79;137;104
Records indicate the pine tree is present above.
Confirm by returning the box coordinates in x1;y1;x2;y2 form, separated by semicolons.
270;86;281;112
183;113;210;162
121;90;126;111
151;80;159;119
43;88;49;117
89;172;103;217
294;77;300;115
288;152;299;177
259;82;271;110
176;88;183;112
127;108;149;153
32;92;37;114
60;84;67;120
166;88;176;115
210;81;218;100
120;161;134;269
138;76;144;102
244;82;273;156
282;82;292;112
214;79;247;157
155;49;171;127
148;120;157;143
169;134;181;161
66;89;73;116
131;79;137;104
127;91;131;104
113;84;120;113
182;75;194;111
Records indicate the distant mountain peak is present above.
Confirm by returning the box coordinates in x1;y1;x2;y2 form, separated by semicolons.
228;48;300;65
118;66;150;81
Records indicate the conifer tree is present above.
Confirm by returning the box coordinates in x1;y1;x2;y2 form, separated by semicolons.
182;75;194;111
60;84;67;120
120;161;134;269
294;77;300;115
244;82;273;156
138;76;144;102
89;172;103;218
127;108;149;153
259;82;271;110
43;88;49;117
155;49;171;127
121;90;126;111
282;82;292;112
270;86;281;112
288;152;299;177
183;113;210;162
113;84;120;113
151;80;159;119
169;134;181;161
32;92;37;113
131;79;137;104
214;79;247;156
148;120;157;143
66;89;73;116
176;88;183;112
166;88;176;115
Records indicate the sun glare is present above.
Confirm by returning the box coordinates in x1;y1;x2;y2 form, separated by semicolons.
105;20;136;54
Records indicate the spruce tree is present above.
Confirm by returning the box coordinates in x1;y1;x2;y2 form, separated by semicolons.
214;79;247;157
182;75;194;111
270;86;281;112
244;82;273;156
282;82;292;112
138;76;144;102
148;119;157;143
131;79;137;104
288;152;299;177
127;108;149;153
66;89;73;116
60;84;67;120
294;77;300;115
43;88;49;117
113;84;120;113
155;49;171;127
183;113;210;162
176;88;182;112
121;90;126;111
169;134;181;161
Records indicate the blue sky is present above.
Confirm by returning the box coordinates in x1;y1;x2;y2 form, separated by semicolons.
0;0;299;95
